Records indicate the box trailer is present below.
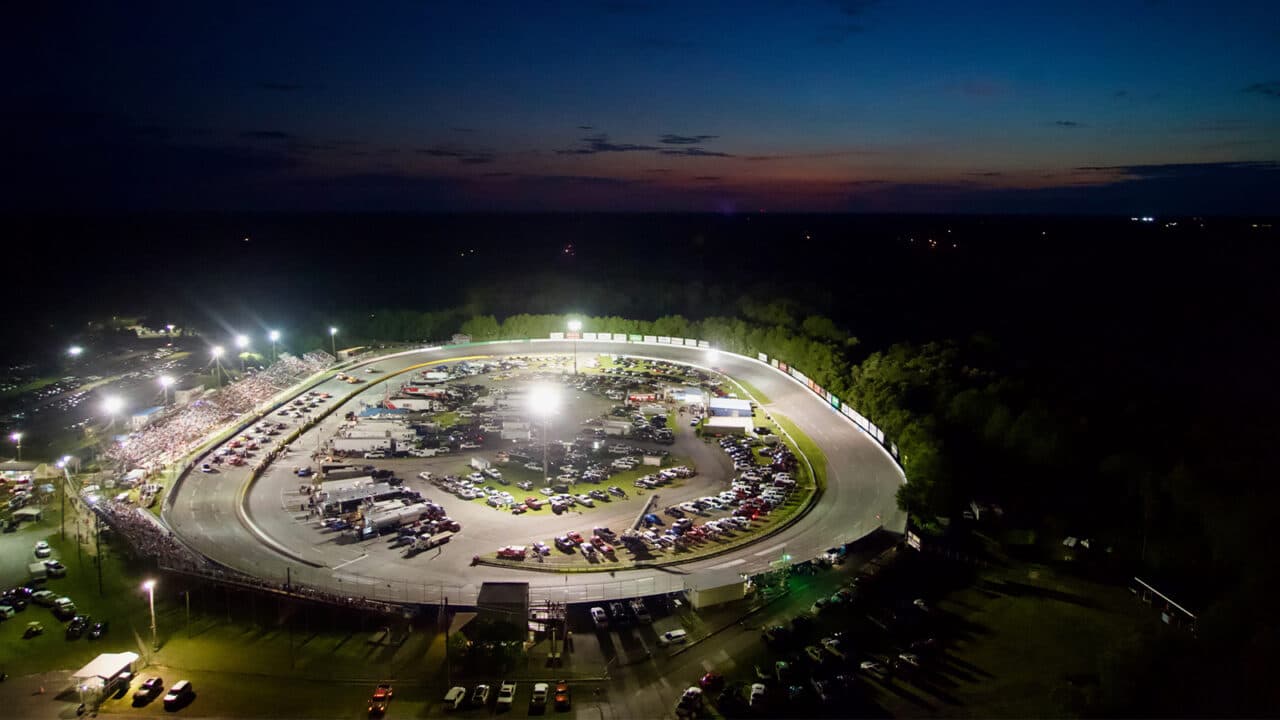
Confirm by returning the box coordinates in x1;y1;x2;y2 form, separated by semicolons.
332;437;392;454
358;502;432;537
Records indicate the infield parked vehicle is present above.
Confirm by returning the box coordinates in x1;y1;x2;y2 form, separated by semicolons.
34;541;52;558
471;683;491;707
497;545;527;560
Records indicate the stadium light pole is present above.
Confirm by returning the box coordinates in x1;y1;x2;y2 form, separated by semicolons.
329;327;338;359
269;330;281;363
235;334;250;373
567;320;582;375
211;346;225;387
9;432;21;462
143;579;158;650
159;375;174;405
529;384;560;488
57;456;72;540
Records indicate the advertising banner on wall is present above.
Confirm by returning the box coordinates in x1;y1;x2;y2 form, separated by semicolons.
758;353;768;363
657;336;671;344
778;361;787;372
550;332;565;340
580;332;594;340
698;340;710;348
684;338;698;347
629;334;643;342
829;394;840;409
613;333;628;342
643;335;657;343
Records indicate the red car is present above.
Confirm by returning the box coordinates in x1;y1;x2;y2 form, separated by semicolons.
699;672;724;690
511;504;528;515
525;497;543;509
497;546;527;559
567;531;584;544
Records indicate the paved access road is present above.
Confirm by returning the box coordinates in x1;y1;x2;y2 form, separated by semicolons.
165;340;906;605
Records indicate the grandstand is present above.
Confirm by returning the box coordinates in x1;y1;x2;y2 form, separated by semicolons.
104;351;335;472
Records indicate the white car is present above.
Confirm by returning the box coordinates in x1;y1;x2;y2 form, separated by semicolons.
657;629;688;646
574;494;595;507
590;606;609;629
749;683;767;708
34;541;52;558
497;680;516;707
525;462;543;471
417;471;433;481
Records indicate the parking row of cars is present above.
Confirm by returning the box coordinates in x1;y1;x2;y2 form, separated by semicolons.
440;679;570;713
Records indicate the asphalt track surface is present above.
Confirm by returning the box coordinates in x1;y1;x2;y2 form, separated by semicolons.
165;340;906;605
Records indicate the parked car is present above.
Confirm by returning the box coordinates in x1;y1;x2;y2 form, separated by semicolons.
590;606;609;630
43;560;67;578
471;683;491;707
89;620;109;639
133;676;164;705
33;541;52;558
657;629;688;646
443;686;467;710
497;680;516;708
554;680;571;710
530;682;549;711
163;680;194;710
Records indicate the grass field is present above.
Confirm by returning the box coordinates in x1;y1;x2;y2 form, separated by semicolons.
726;376;772;405
867;555;1148;718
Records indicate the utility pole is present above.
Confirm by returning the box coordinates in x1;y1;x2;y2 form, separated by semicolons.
94;518;104;596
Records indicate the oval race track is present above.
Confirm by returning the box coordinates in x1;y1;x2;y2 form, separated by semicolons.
165;340;907;605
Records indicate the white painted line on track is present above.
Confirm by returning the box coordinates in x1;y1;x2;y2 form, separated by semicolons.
333;553;369;570
752;542;786;557
710;558;746;569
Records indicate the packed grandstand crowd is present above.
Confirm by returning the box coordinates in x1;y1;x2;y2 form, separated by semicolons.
105;351;335;471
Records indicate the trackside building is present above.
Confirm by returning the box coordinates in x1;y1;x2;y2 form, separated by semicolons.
708;398;752;417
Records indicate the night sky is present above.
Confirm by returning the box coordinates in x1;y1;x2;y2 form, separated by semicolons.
7;1;1279;213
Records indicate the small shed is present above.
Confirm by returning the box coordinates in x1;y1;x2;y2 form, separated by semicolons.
72;651;139;704
685;568;747;609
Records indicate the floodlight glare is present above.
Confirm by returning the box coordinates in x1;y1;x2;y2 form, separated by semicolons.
527;383;561;418
143;579;156;591
159;375;174;388
567;319;582;332
68;345;83;357
268;330;281;342
102;396;124;415
235;334;250;349
706;348;721;363
329;327;338;336
211;345;225;358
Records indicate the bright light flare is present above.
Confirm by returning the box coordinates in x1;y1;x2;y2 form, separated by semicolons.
527;383;561;418
235;334;250;349
567;319;582;332
706;348;721;363
211;345;225;358
68;346;84;357
268;330;281;342
159;375;174;388
102;396;125;415
142;579;156;591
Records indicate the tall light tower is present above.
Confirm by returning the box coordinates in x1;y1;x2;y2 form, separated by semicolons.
211;345;225;387
9;432;21;462
235;334;250;373
56;456;72;540
143;579;158;650
567;319;582;375
158;375;175;405
268;330;281;363
329;327;338;358
528;383;560;487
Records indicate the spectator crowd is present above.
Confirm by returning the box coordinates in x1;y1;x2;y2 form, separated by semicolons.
105;351;334;471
